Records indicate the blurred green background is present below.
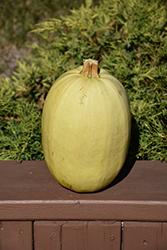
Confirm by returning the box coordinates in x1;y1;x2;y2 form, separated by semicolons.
0;0;100;77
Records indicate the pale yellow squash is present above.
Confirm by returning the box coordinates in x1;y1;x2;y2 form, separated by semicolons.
42;59;131;192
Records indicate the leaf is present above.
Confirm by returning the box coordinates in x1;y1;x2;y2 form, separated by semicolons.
85;0;92;8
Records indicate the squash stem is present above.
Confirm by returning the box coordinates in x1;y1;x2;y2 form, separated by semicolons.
80;59;100;78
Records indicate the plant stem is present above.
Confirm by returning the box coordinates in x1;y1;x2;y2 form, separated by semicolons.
80;59;100;78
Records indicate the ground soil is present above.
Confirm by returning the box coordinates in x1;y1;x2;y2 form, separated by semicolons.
0;42;31;78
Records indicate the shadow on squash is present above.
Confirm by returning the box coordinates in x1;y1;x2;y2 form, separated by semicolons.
99;116;140;192
62;116;140;194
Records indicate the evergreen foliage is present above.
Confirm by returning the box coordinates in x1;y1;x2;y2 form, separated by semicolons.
0;0;167;161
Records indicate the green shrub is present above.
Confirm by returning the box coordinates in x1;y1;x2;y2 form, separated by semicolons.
0;0;167;160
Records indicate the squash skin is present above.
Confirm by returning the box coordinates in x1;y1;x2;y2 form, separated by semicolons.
42;65;131;192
